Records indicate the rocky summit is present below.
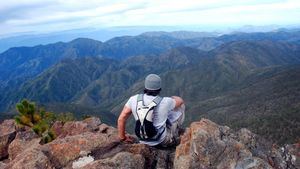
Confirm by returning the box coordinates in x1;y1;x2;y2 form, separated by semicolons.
0;117;299;169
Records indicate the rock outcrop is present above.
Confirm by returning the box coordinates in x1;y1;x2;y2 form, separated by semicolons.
0;117;298;169
174;119;299;169
0;120;16;160
8;130;40;160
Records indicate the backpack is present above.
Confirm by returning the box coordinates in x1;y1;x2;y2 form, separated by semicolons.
135;94;165;141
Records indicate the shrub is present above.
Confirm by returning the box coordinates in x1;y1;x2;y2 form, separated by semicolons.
55;112;75;123
14;99;56;144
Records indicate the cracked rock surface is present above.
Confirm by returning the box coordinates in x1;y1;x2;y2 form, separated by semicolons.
0;117;299;169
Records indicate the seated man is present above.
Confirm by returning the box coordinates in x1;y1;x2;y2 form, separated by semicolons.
118;74;185;147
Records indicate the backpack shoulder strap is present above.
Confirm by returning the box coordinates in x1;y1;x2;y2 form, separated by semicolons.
136;94;144;108
147;96;162;109
137;94;162;107
137;94;144;102
152;96;162;105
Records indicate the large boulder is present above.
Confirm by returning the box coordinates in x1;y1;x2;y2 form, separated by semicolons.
4;146;52;169
82;117;102;131
235;128;297;168
8;130;40;160
174;118;299;169
51;117;101;138
0;120;16;160
72;143;175;169
125;144;175;169
80;152;145;169
41;131;119;168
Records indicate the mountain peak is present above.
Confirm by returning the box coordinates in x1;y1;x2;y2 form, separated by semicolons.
69;38;102;44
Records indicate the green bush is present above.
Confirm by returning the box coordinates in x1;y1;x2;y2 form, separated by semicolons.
14;99;57;144
55;112;75;123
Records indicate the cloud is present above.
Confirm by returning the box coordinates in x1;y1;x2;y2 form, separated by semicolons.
0;0;55;23
119;0;300;26
1;1;147;27
0;0;299;37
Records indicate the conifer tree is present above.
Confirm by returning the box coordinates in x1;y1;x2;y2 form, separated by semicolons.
14;99;56;144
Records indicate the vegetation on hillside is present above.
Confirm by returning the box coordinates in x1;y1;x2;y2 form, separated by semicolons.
14;99;75;143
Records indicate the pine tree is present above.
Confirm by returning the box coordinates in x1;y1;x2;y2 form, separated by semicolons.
14;99;56;144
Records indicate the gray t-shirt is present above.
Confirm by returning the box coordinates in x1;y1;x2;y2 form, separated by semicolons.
125;94;176;146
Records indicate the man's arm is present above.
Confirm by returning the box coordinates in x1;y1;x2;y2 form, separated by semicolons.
117;105;133;141
172;96;184;108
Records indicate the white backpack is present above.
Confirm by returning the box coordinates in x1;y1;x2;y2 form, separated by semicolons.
134;94;164;141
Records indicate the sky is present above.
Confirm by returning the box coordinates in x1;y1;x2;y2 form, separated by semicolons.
0;0;300;37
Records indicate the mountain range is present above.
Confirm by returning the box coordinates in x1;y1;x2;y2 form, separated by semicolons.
0;30;299;145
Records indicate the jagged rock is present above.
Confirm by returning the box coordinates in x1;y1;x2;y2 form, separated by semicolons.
98;123;117;135
0;162;6;169
52;117;102;138
83;117;101;131
4;146;52;169
236;128;287;168
1;117;299;169
0;120;16;160
121;143;175;169
80;152;145;169
288;143;300;166
236;128;300;168
175;119;272;169
174;118;300;169
153;148;175;169
51;121;64;137
41;131;119;168
8;130;40;160
279;143;300;168
67;142;175;169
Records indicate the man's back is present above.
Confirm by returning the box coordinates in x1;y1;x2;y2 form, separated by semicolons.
125;94;176;146
117;74;185;147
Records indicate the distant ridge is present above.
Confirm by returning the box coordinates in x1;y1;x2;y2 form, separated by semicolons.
141;31;219;39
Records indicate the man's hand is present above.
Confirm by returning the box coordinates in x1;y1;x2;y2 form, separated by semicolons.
172;96;184;108
119;134;135;143
118;105;133;143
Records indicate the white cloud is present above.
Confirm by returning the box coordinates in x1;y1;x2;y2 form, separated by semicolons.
0;0;299;37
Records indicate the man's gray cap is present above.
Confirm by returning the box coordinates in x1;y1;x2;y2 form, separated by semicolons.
145;74;161;90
